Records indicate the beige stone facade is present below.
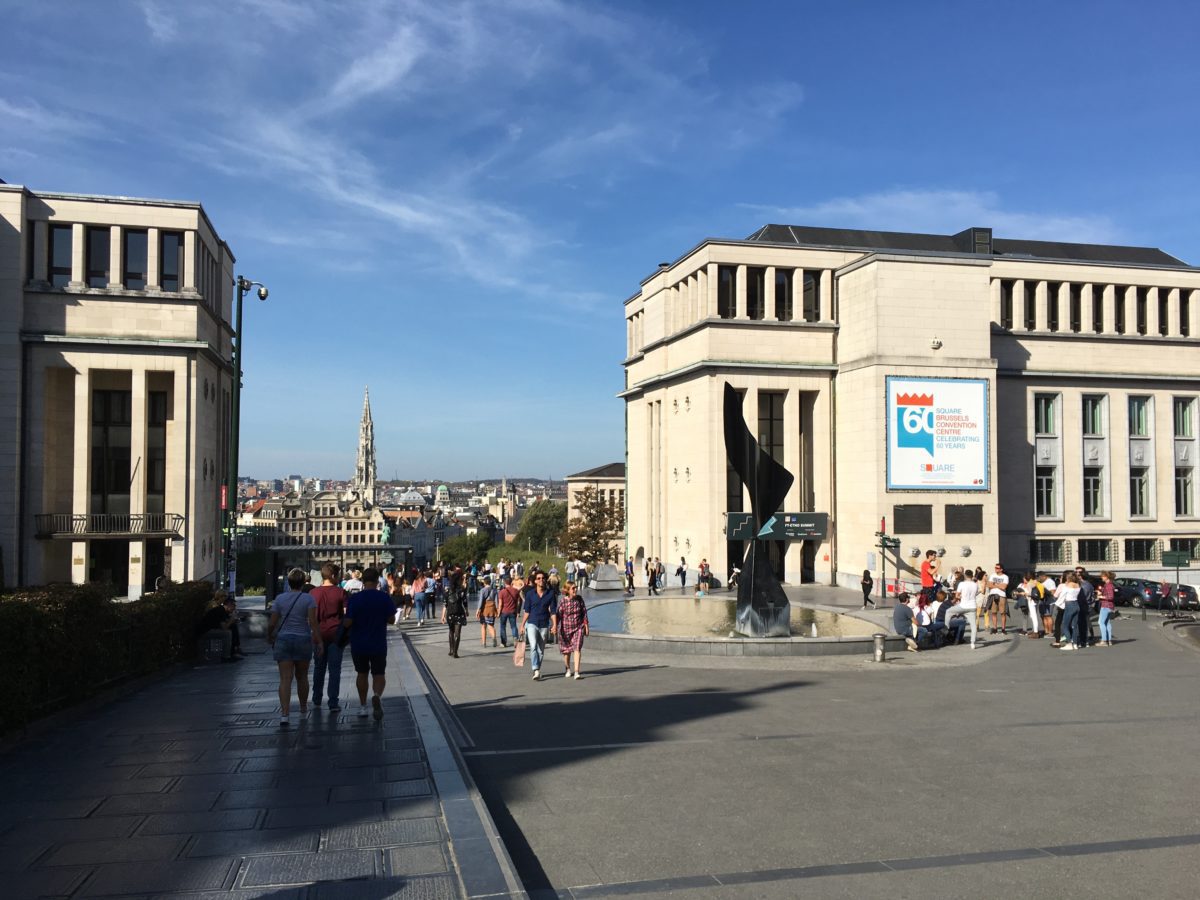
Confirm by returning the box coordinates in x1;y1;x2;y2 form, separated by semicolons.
565;463;626;521
0;183;235;596
623;225;1200;591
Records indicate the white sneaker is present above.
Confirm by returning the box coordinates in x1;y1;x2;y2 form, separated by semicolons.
533;669;541;681
573;672;581;680
279;714;290;727
357;705;370;717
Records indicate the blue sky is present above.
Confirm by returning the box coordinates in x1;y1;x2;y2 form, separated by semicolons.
3;0;1198;481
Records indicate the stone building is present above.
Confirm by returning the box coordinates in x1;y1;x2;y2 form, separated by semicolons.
565;463;626;521
622;224;1200;590
0;180;235;595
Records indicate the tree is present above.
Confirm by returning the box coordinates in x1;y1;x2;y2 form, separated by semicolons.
513;499;567;554
559;486;624;564
439;532;494;568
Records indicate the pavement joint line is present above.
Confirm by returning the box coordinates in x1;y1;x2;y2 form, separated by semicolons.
560;832;1200;897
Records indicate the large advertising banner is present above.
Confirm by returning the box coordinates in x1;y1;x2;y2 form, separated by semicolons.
886;376;989;491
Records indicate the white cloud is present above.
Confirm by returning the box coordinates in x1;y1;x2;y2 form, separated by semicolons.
137;0;177;43
747;189;1120;244
0;97;94;139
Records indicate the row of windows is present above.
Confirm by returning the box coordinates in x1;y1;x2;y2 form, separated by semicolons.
1000;279;1193;336
715;265;827;322
891;504;984;535
1030;537;1198;566
29;221;186;292
1034;465;1193;518
1035;394;1194;438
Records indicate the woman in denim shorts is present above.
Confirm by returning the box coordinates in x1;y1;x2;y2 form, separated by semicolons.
268;568;322;726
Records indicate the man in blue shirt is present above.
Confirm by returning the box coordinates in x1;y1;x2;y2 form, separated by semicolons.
521;571;558;681
892;592;923;652
342;567;397;720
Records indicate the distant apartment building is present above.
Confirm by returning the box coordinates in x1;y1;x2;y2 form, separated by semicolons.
566;463;626;521
0;180;235;596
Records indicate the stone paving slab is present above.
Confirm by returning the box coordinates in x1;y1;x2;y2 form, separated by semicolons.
78;857;238;896
38;834;189;867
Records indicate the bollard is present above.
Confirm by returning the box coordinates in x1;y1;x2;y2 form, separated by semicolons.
873;633;887;662
1142;604;1147;622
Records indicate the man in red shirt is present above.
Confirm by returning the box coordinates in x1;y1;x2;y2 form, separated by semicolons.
310;563;348;711
497;575;523;648
919;550;940;603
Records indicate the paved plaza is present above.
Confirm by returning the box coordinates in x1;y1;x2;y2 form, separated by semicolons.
3;588;1199;898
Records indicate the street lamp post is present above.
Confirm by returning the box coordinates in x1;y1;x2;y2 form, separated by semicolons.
224;274;268;593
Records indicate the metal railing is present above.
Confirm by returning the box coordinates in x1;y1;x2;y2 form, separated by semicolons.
34;513;185;539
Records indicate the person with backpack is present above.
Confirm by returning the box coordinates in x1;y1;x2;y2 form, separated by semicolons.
441;569;469;658
310;563;348;711
478;574;499;647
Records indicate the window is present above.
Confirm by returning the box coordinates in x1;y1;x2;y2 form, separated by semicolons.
746;267;764;320
1023;282;1036;330
1158;291;1169;337
1029;539;1068;565
1034;394;1056;435
1129;467;1150;516
1046;282;1060;332
1124;538;1158;563
1035;466;1057;517
1069;284;1082;333
147;391;168;515
1135;287;1147;335
945;504;983;534
49;224;72;288
122;229;147;290
802;271;819;322
1176;468;1194;517
757;392;784;464
1083;466;1104;517
90;389;132;515
160;231;184;292
1128;396;1150;437
717;266;736;319
999;280;1013;329
893;505;933;534
775;268;792;321
1092;285;1104;333
1182;292;1191;337
86;226;110;288
1082;395;1104;436
1077;539;1112;563
1174;397;1194;438
1168;537;1200;558
1114;286;1126;333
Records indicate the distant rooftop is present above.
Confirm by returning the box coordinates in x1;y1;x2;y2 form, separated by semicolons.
567;462;625;480
744;224;1188;268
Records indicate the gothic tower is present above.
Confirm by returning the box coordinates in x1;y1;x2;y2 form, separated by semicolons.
352;387;377;507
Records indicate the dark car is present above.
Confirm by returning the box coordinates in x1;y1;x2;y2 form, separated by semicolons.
1115;578;1198;610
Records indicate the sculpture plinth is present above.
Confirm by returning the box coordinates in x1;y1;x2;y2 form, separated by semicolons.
723;383;795;638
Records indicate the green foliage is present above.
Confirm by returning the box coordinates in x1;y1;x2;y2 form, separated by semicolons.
0;580;213;736
483;544;568;575
438;531;495;568
512;500;567;555
560;486;625;563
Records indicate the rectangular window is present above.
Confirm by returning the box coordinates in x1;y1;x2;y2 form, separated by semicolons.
90;389;132;515
1124;538;1158;562
122;229;147;290
1092;285;1104;333
1083;466;1104;517
160;231;184;292
1077;539;1111;563
1182;292;1191;337
1159;291;1169;337
1034;394;1056;436
1168;537;1200;558
49;224;72;288
1046;282;1060;332
1129;466;1150;516
146;390;168;515
1114;287;1126;333
893;504;933;534
945;504;983;534
1035;466;1057;518
1029;539;1067;565
802;271;819;322
1176;468;1194;517
1135;287;1148;335
1128;396;1150;437
757;392;785;465
1174;397;1194;438
1069;284;1082;333
717;265;736;319
1082;395;1104;436
746;267;765;320
86;226;110;288
999;280;1013;329
1023;282;1036;330
775;268;792;321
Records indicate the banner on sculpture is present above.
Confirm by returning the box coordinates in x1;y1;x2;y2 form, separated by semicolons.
886;376;989;491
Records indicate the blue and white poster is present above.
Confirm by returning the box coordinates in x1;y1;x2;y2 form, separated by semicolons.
886;376;989;491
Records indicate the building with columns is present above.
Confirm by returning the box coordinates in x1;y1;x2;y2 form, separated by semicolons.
566;463;626;522
623;224;1200;591
0;180;236;595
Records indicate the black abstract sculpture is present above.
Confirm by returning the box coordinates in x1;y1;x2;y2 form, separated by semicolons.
723;382;795;637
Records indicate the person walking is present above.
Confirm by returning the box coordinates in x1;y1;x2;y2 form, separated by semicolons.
1097;571;1117;646
412;570;428;625
442;570;469;658
342;567;395;720
1057;573;1083;651
310;563;347;711
556;580;589;679
860;569;875;609
521;571;558;681
267;568;322;727
497;575;522;647
698;559;711;596
676;557;688;592
478;574;499;647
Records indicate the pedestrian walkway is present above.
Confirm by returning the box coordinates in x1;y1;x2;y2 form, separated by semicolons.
0;620;523;899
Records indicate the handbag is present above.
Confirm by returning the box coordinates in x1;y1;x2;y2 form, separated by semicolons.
512;637;526;667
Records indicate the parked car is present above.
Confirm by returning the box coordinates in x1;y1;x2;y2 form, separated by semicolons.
1115;578;1198;610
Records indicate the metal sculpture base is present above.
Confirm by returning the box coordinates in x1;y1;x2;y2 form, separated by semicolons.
589;563;624;591
735;543;792;637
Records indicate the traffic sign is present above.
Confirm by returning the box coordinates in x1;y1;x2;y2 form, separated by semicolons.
1162;550;1191;568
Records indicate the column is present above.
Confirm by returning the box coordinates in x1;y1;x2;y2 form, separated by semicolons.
1057;282;1070;331
1146;286;1160;336
741;387;757;511
69;222;85;288
1123;285;1137;335
146;227;160;290
990;278;1002;325
71;367;90;584
1080;284;1094;333
706;263;718;318
1189;289;1200;339
735;264;747;319
1102;284;1117;335
1011;279;1027;332
792;269;804;322
687;274;697;324
783;388;803;579
819;269;833;322
32;220;48;283
183;230;197;293
1166;288;1181;338
1033;281;1048;331
764;265;776;320
108;225;122;289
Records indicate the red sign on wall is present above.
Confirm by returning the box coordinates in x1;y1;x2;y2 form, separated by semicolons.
220;485;228;511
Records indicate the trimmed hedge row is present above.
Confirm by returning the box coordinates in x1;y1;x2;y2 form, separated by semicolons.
0;580;213;736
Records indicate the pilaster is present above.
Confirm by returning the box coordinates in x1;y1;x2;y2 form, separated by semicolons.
1190;289;1200;339
735;264;747;319
1166;288;1181;338
1011;279;1027;332
792;269;804;322
989;278;1001;325
32;220;48;284
183;230;197;293
107;225;122;290
69;223;84;289
1102;284;1117;335
1146;286;1160;336
1124;285;1138;335
1034;281;1048;331
706;263;718;318
764;265;776;320
146;227;160;290
819;269;832;322
1081;284;1094;333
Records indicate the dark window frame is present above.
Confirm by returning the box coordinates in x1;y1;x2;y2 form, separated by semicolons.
85;226;110;289
122;228;148;290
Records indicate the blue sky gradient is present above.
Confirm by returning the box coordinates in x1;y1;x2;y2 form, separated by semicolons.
3;0;1198;480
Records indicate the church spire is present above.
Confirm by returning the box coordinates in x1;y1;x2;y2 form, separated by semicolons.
353;387;377;507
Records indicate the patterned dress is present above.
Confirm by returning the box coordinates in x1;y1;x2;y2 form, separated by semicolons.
557;595;589;654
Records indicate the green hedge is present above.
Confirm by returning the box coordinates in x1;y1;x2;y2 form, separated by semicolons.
0;580;213;736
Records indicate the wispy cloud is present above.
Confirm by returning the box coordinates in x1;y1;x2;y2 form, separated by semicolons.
745;189;1120;244
0;97;95;139
136;0;177;43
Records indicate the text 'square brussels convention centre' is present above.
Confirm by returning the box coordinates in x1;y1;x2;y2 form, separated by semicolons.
622;224;1200;590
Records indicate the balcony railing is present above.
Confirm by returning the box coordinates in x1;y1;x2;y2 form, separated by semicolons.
34;513;185;540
